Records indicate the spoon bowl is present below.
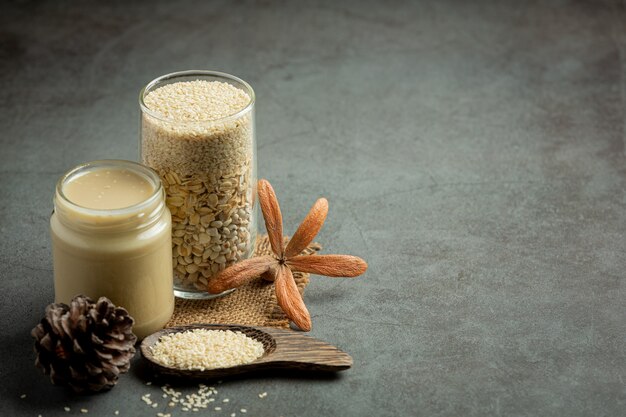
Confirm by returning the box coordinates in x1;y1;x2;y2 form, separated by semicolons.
140;324;352;379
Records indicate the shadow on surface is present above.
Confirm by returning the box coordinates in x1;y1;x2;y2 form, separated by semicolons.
132;353;344;388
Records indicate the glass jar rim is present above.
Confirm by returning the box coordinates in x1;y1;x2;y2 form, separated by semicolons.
138;70;256;124
55;159;164;217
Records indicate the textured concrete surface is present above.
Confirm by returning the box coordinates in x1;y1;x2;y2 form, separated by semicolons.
1;0;625;416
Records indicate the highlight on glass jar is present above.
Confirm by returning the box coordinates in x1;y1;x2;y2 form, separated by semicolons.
50;160;174;340
139;70;257;299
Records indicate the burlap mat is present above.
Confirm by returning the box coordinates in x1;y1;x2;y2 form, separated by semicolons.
165;235;321;329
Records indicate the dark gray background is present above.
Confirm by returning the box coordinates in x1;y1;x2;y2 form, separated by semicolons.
1;0;624;416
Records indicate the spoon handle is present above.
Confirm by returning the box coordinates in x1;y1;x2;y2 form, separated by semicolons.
256;327;353;371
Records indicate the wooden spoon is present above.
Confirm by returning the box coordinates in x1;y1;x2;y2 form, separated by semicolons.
140;324;353;379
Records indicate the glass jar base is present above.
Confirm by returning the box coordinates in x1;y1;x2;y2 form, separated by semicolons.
174;287;235;300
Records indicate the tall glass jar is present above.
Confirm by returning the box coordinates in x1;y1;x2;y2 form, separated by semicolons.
51;160;174;340
139;70;257;299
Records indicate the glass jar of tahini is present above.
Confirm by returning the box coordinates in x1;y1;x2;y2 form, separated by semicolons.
139;70;257;299
50;160;174;339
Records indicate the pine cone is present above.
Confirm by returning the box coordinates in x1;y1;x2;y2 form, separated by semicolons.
31;295;137;393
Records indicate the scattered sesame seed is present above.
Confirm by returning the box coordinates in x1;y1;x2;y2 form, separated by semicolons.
152;403;158;408
182;408;189;411
146;381;152;385
231;414;236;417
20;394;26;399
192;408;199;412
115;411;119;415
168;402;175;407
80;409;88;414
241;409;247;413
162;394;168;398
215;407;222;411
223;398;229;403
64;407;71;412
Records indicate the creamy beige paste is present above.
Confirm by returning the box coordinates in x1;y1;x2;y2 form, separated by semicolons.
63;168;153;210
